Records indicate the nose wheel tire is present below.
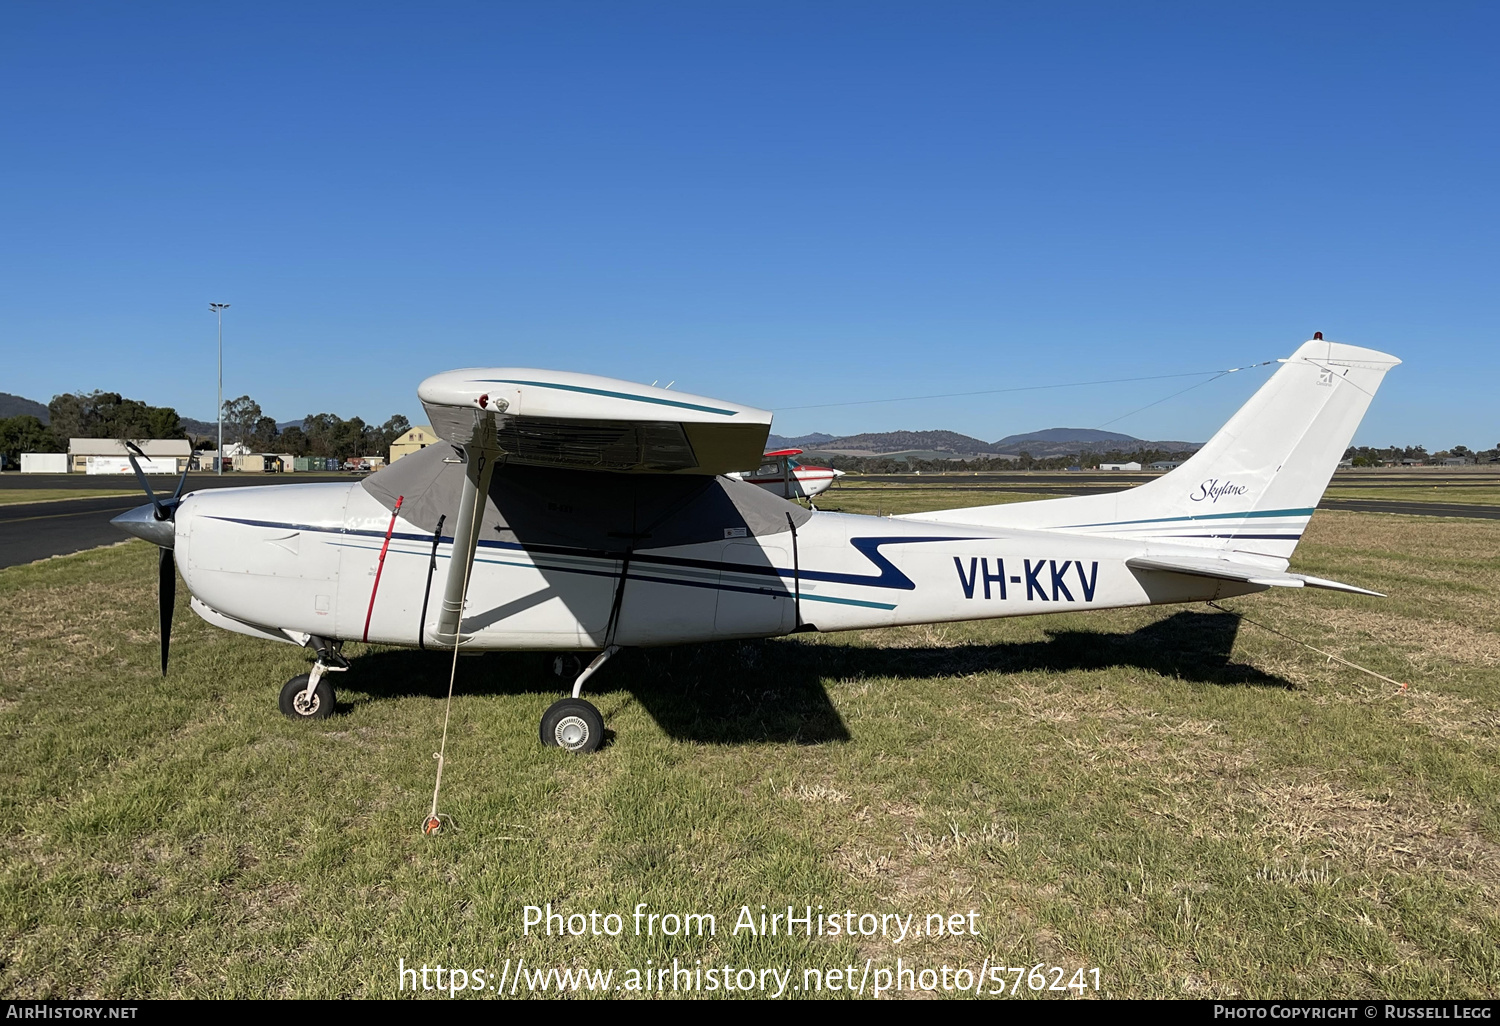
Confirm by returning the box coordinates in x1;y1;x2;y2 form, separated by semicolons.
279;674;335;720
540;698;605;754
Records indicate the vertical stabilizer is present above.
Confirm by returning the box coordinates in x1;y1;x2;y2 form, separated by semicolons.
901;338;1401;566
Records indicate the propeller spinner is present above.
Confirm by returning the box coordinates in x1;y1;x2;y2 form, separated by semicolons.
110;443;194;675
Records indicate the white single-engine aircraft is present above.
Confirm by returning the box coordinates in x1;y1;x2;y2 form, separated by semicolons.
115;337;1398;753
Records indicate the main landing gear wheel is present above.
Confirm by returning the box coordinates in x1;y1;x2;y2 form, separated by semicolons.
540;698;605;754
279;674;335;720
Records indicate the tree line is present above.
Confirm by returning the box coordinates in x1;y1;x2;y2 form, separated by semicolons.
1341;444;1498;466
0;390;411;467
218;396;409;461
0;391;190;466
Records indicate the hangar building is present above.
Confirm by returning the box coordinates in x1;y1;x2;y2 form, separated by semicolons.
68;438;192;474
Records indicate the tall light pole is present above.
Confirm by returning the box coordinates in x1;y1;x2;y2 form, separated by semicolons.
209;303;230;475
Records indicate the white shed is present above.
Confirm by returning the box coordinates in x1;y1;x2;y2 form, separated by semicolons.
21;453;70;473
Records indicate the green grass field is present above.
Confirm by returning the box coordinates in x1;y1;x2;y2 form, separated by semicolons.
1;489;1497;999
818;481;1059;515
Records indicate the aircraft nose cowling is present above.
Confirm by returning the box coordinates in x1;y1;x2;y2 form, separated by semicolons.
112;502;175;548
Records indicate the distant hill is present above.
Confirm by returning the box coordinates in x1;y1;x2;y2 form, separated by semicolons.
2;392;1207;461
764;432;835;451
801;429;1001;456
767;425;1206;460
991;427;1203;458
0;393;49;422
992;428;1140;447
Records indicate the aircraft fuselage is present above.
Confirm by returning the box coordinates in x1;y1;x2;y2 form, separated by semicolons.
175;475;1253;653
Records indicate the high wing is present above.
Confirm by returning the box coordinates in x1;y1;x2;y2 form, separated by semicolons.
1126;555;1384;597
414;368;774;644
417;368;772;475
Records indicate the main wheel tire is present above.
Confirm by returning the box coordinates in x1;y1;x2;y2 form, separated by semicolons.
539;697;605;754
279;674;335;720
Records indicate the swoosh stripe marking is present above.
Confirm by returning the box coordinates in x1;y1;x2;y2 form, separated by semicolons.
479;379;740;416
1059;507;1315;530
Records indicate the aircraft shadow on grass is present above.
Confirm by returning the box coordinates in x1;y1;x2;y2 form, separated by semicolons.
349;608;1290;745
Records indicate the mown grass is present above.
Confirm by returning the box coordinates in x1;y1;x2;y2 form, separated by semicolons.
818;481;1057;515
1;494;1497;999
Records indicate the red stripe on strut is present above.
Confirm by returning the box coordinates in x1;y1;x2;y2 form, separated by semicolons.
362;495;404;643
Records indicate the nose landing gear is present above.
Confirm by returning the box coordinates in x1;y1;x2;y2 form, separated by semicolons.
280;671;335;719
280;636;348;720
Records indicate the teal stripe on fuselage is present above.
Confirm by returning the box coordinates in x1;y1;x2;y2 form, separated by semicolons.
798;593;897;610
1061;506;1315;530
480;379;740;416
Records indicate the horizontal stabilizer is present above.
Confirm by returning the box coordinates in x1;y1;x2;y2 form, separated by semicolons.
1126;556;1384;597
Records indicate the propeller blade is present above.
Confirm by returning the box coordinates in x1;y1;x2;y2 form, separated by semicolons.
124;442;166;519
171;449;196;502
158;546;175;676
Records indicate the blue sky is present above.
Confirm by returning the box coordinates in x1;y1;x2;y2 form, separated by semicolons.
2;2;1495;448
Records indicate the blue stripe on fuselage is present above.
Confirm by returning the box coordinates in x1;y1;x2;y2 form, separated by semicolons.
202;515;975;596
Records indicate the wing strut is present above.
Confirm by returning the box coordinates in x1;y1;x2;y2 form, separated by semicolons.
425;434;496;837
433;414;501;645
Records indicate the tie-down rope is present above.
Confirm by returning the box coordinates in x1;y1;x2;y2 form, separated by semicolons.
424;459;487;836
1208;600;1408;691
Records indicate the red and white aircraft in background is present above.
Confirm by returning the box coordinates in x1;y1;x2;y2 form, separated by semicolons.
727;449;843;500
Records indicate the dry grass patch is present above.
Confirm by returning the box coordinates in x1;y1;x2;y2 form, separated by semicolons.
1236;781;1499;882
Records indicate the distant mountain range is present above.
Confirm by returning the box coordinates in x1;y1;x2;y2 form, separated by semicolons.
0;393;50;422
6;390;1198;457
765;432;835;450
767;427;1203;458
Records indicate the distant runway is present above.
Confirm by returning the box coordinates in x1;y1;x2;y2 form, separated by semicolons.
1317;498;1500;519
0;474;352;570
0;495;147;568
